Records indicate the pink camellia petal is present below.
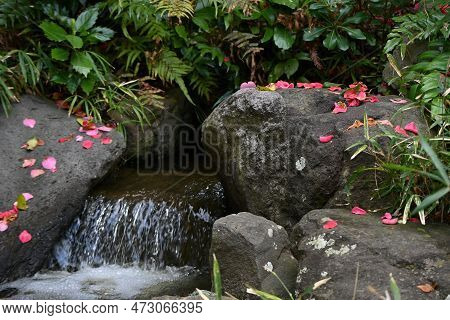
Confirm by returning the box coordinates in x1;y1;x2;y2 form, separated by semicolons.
395;125;409;137
382;217;398;225
367;95;380;103
22;158;36;168
390;98;408;104
356;91;367;101
351;206;367;215
332;101;347;114
404;121;418;135
82;140;94;149
0;222;8;232
297;82;305;88
23;118;36;128
79;127;86;133
377;120;393;127
328;86;342;92
42;156;57;172
30;169;45;178
240;81;257;89
319;135;334;143
323;219;338;229
381;212;392;220
92;133;103;139
101;137;112;145
22;193;33;201
275;80;294;89
98;126;113;132
76;135;84;142
86;129;99;137
348;99;360;107
19;230;32;243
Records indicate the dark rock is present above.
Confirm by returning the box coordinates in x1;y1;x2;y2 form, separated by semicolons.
202;88;426;229
0;95;126;283
210;212;298;299
135;269;210;299
0;287;18;299
291;209;450;300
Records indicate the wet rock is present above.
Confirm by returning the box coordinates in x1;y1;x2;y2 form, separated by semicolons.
210;212;298;299
135;269;210;299
0;95;126;283
291;209;450;300
0;287;18;299
202;88;426;229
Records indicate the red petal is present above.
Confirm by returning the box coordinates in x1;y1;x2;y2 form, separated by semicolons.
98;126;113;132
22;158;36;168
395;125;409;137
351;206;367;215
19;230;32;243
82;140;94;149
323;219;338;229
328;86;342;92
30;169;45;178
404;122;418;135
382;218;398;225
319;135;334;143
332;102;347;114
0;222;8;232
101;137;112;145
42;156;57;171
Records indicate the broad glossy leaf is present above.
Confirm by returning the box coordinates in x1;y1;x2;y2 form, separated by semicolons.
81;77;96;95
65;35;83;49
51;48;69;61
39;21;67;42
274;26;295;50
323;32;338;50
303;27;326;41
75;8;98;32
70;52;93;77
344;28;366;40
284;58;299;77
270;0;299;9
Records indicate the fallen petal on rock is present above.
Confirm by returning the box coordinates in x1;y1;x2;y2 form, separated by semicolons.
98;126;113;132
332;101;347;114
395;125;409;137
22;158;36;168
75;135;84;142
323;219;338;229
319;135;334;143
390;98;408;104
351;206;367;215
404;121;418;135
240;81;257;89
23;118;36;128
86;129;99;137
82;140;94;149
101;137;112;145
42;156;57;172
19;230;32;243
30;169;45;178
22;193;33;201
0;222;8;232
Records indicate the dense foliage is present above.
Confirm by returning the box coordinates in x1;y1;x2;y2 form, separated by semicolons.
1;0;417;121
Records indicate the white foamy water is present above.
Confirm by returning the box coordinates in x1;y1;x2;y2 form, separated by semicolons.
0;265;190;300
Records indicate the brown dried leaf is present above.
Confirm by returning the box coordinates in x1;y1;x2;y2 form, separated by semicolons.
417;283;435;293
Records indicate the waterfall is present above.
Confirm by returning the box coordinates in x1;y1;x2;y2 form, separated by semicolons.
53;196;214;270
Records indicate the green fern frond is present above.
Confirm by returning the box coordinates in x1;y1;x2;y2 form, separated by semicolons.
147;49;192;83
150;0;194;20
189;71;217;101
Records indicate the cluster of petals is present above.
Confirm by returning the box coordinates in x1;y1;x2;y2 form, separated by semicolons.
343;82;370;107
394;121;419;137
240;81;256;89
275;80;294;89
381;212;398;225
298;82;323;89
332;101;348;114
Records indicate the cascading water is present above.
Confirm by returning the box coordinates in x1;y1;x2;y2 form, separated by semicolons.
53;196;213;270
0;170;225;299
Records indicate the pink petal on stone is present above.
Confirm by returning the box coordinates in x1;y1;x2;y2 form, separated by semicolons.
101;137;112;145
323;219;338;229
332;102;347;114
98;126;113;132
92;133;103;139
86;129;99;136
22;158;36;168
23;118;36;128
310;82;323;88
351;206;367;215
404;122;418;135
76;135;84;142
328;86;342;92
19;230;32;243
22;193;33;201
395;125;409;137
42;156;57;172
382;217;398;225
240;81;256;89
82;140;94;149
377;120;393;127
381;212;392;220
319;135;334;143
31;169;45;178
0;222;8;232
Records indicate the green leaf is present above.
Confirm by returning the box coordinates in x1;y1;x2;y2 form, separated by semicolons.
350;145;367;160
66;75;81;93
247;287;282;300
323;31;338;50
261;7;276;24
389;274;401;300
384;38;402;53
65;35;83;49
70;52;93;77
273;26;295;50
284;58;299;77
39;21;67;42
262;28;274;43
303;27;326;41
81;77;96;95
270;0;299;9
75;8;98;32
412;188;449;215
51;72;68;84
88;27;114;42
420;136;450;185
336;34;349;51
212;254;222;300
343;12;368;25
51;48;69;61
175;25;188;40
344;28;366;40
192;17;209;32
16;194;28;210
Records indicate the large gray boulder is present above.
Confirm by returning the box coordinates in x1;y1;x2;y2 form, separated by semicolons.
0;95;126;283
210;212;298;299
291;209;450;300
202;88;426;229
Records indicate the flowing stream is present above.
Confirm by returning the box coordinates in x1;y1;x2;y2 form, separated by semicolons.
0;169;225;299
